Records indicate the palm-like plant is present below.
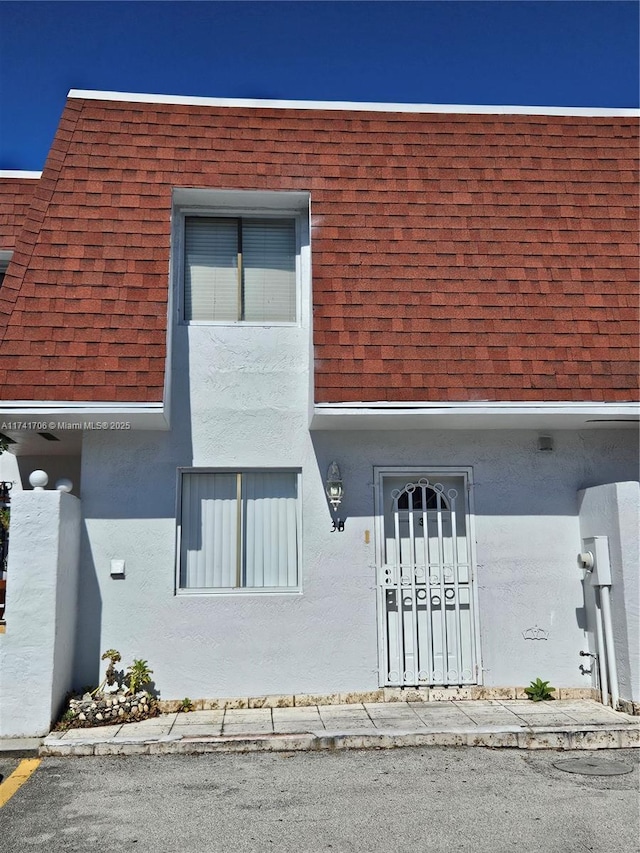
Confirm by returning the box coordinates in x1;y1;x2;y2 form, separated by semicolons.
127;659;153;694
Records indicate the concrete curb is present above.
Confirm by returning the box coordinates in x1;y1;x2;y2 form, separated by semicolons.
40;725;640;757
0;738;44;757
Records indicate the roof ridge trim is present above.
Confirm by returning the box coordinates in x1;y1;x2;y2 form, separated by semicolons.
67;90;640;117
0;171;42;179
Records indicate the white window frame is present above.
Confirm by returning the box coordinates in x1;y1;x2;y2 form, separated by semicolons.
175;467;303;596
0;250;12;286
172;188;310;327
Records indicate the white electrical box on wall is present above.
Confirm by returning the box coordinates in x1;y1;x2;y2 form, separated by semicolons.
110;559;125;578
582;536;612;586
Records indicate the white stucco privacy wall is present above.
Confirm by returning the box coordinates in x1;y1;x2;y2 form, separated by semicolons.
0;449;20;485
578;481;640;704
0;490;81;737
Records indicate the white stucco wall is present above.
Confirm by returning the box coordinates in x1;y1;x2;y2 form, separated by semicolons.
0;449;20;485
71;311;639;700
0;490;81;737
578;481;640;704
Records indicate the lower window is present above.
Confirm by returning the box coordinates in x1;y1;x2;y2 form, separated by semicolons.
178;470;299;590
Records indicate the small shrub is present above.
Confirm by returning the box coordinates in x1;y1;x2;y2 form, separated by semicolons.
93;649;122;694
127;658;153;694
524;678;556;701
179;697;194;713
101;649;121;665
55;707;76;731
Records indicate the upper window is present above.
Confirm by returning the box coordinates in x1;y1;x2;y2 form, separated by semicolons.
0;251;12;287
184;216;297;323
178;470;300;592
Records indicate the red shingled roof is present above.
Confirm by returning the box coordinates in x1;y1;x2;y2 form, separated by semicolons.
0;95;637;403
0;175;38;251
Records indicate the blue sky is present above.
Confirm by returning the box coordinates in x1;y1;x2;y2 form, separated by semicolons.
0;1;638;170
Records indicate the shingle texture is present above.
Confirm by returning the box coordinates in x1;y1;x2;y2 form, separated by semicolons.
0;176;38;251
0;97;637;403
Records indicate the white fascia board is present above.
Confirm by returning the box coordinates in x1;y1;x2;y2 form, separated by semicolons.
0;401;169;430
174;187;309;210
0;170;42;179
315;401;640;411
310;401;640;431
68;90;640;118
0;400;164;409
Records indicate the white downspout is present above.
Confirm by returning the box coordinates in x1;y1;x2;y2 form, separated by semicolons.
599;585;620;710
580;536;619;709
593;596;609;706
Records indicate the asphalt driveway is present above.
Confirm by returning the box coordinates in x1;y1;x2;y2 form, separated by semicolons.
1;747;638;852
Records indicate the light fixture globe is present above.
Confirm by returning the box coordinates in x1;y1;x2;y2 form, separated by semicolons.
325;461;343;511
29;469;49;491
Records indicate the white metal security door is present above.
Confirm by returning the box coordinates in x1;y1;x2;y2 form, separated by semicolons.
376;470;479;687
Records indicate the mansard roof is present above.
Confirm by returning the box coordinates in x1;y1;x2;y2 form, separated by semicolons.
0;91;637;403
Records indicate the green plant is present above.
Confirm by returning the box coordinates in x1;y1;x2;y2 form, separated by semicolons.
127;658;154;694
54;696;79;731
58;708;75;727
524;678;556;702
179;697;194;713
0;508;9;531
93;649;122;695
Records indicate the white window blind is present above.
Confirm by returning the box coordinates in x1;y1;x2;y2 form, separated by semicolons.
184;217;296;322
180;472;238;588
243;472;299;587
184;218;238;321
179;471;299;590
243;220;296;322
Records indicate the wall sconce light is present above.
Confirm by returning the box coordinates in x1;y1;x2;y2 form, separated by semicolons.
326;461;344;511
